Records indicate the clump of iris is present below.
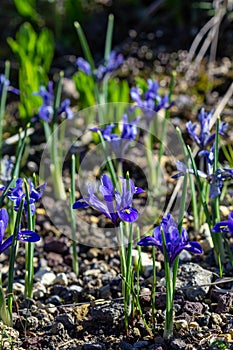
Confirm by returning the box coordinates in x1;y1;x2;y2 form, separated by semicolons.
130;78;171;125
0;207;39;255
33;81;73;123
137;213;202;339
91;114;140;158
76;50;123;81
73;173;144;226
1;178;46;215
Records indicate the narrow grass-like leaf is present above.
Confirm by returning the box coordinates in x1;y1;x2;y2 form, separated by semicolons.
24;178;34;298
70;154;79;276
74;22;95;72
104;14;114;64
8;198;24;319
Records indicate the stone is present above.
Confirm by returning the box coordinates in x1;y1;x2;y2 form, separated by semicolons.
179;250;192;262
170;338;187;349
195;314;210;327
55;314;75;330
174;319;188;331
132;249;161;277
44;236;69;254
176;263;213;301
119;341;134;350
189;322;200;330
13;282;24;294
54;272;68;286
183;301;203;315
99;284;111;299
34;268;56;286
87;248;101;259
83;343;106;350
51;322;66;336
215;293;233;313
133;340;149;348
46;295;62;305
90;302;124;325
210;313;222;326
45;303;57;314
25;316;39;330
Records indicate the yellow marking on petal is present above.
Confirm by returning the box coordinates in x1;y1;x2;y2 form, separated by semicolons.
124;209;131;214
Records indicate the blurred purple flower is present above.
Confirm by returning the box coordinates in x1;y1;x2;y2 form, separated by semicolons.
5;178;46;215
137;213;202;267
0;74;19;96
76;51;123;80
0;156;14;183
76;57;92;76
91;114;140;157
130;79;171;124
96;51;124;80
73;174;144;226
172;160;233;199
212;211;233;234
33;82;73;122
186;108;228;153
0;208;40;254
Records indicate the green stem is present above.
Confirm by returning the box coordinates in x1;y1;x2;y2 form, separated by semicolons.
156;72;176;187
97;130;119;190
151;246;156;335
8;199;24;319
74;22;95;72
187;145;223;274
70;154;79;276
104;14;114;63
161;228;174;339
24;179;35;298
176;127;199;230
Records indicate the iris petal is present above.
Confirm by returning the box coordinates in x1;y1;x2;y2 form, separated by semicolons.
137;236;159;246
118;207;138;222
18;230;40;242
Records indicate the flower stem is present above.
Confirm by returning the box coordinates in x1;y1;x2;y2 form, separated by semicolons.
161;228;174;339
70;154;79;276
8;199;24;319
24;179;35;298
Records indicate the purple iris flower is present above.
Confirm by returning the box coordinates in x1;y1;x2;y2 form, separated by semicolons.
0;208;40;254
130;79;171;124
212;211;233;234
137;213;202;267
0;74;19;96
172;161;233;199
76;51;123;81
186;108;228;154
33;82;73;122
73;174;144;226
76;57;92;76
91;114;140;157
4;178;46;215
96;51;124;80
0;156;14;183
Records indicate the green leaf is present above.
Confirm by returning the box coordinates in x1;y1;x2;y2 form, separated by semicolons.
14;0;39;22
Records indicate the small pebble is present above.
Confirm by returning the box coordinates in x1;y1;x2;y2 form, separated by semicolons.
54;272;68;286
133;340;149;348
174;319;188;330
119;341;134;350
45;303;57;314
34;268;56;286
189;322;200;330
211;313;222;325
83;343;106;350
55;313;75;330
